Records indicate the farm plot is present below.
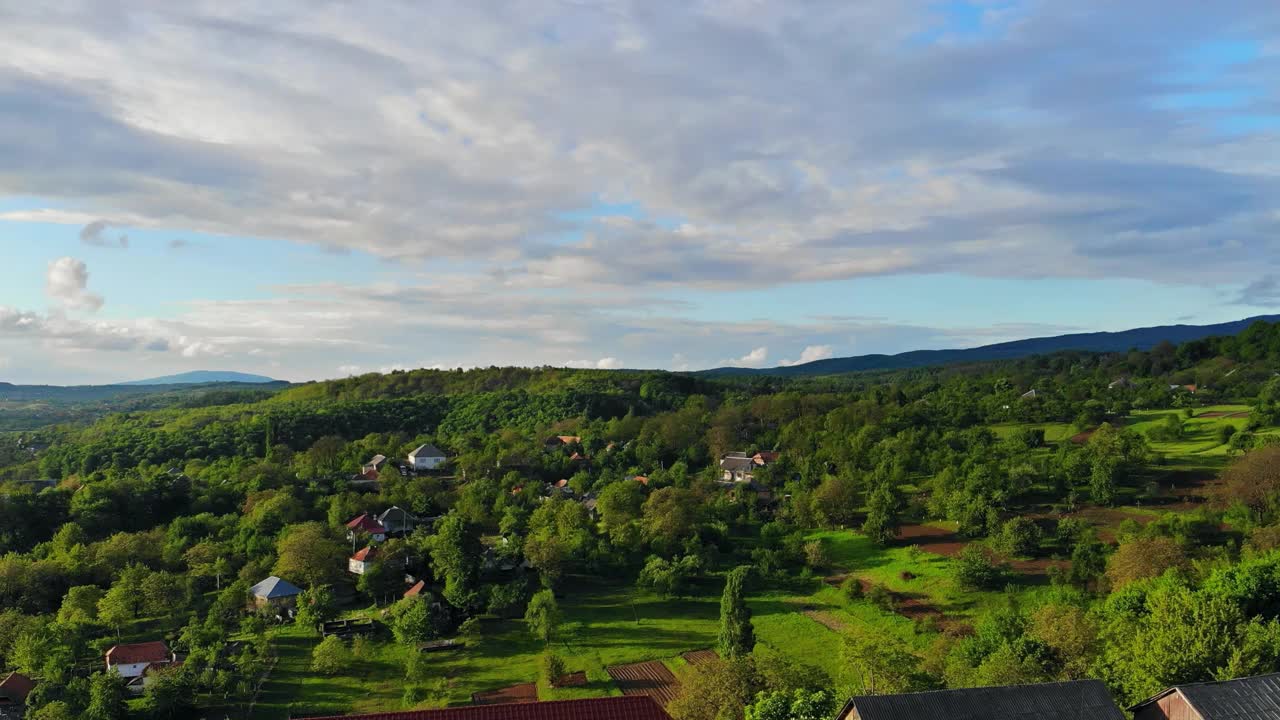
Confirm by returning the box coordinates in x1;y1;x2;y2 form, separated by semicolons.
472;683;538;705
606;660;680;706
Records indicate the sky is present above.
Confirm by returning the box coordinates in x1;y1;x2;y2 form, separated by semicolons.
0;1;1278;384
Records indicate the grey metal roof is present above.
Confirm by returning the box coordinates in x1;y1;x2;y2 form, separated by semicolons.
249;576;302;599
1133;673;1280;719
410;444;445;458
844;680;1126;720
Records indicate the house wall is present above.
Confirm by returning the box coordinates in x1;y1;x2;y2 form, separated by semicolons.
107;661;150;679
349;559;367;575
1133;693;1203;720
412;455;445;470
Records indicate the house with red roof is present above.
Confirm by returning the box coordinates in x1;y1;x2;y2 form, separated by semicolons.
404;579;426;598
104;641;177;694
349;545;378;575
0;672;34;719
299;695;672;720
346;513;388;542
544;435;582;451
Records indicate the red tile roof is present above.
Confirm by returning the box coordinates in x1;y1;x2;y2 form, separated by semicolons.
300;695;672;720
351;546;378;562
752;451;779;465
633;476;649;485
346;513;387;534
0;672;34;703
404;580;426;598
106;641;172;666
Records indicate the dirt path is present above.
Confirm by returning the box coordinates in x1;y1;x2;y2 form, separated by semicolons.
472;683;538;705
607;660;680;706
802;608;848;632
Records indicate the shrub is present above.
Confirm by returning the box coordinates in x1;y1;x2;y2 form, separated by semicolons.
310;635;350;675
954;545;1007;590
866;583;895;611
803;540;830;571
996;517;1042;558
540;650;567;687
840;576;864;603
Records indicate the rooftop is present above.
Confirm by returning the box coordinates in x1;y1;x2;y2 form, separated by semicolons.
1131;672;1280;719
841;680;1125;720
249;575;303;599
106;641;172;666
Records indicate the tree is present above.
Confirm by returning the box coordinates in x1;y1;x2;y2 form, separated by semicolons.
745;689;836;720
295;585;338;630
1106;537;1187;588
390;596;450;645
141;667;194;720
97;584;135;638
29;701;76;720
953;545;1006;590
428;513;484;611
642;487;701;554
524;499;592;586
57;585;104;626
85;671;128;720
141;572;189;618
861;483;902;545
310;635;351;676
718;566;755;659
995;517;1042;558
668;657;759;720
524;589;560;646
274;522;345;589
1215;446;1280;523
811;477;859;528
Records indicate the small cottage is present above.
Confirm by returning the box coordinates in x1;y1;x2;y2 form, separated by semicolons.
408;444;447;471
249;575;303;610
1130;672;1280;719
104;641;178;694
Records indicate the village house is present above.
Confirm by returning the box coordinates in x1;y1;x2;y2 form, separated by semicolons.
376;506;419;536
719;450;778;484
249;575;303;610
346;512;388;543
544;435;581;451
1109;377;1136;389
300;693;672;720
404;579;426;598
0;672;33;720
104;641;178;695
408;443;447;471
1130;672;1280;719
361;454;389;474
1021;388;1039;400
348;546;377;575
835;680;1125;720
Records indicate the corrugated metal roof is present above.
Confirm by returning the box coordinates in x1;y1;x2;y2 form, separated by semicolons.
1136;673;1280;719
845;680;1126;720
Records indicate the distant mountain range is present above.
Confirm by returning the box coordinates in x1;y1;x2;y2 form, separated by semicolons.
121;371;280;386
698;315;1280;378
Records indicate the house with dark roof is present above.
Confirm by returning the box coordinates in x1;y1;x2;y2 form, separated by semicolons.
249;575;303;609
377;506;419;536
720;451;777;484
1130;672;1280;720
298;695;672;720
0;672;33;720
408;444;447;471
835;680;1126;720
104;641;178;694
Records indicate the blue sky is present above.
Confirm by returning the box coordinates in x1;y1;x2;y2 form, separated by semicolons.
0;1;1277;383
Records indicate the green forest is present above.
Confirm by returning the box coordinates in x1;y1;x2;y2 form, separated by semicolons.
4;320;1280;720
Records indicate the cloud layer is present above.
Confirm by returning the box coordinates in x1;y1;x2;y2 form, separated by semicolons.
0;1;1277;381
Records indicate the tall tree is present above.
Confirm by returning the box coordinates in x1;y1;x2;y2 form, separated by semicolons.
861;483;902;545
85;671;128;720
718;566;755;659
273;522;344;589
428;513;483;610
524;589;560;646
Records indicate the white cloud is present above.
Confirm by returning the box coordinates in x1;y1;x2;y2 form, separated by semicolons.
337;364;361;375
45;257;104;312
779;345;835;367
721;346;769;368
565;357;624;370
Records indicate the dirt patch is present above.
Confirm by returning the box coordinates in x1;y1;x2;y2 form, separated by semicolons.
894;594;943;621
1198;411;1229;418
1069;429;1095;444
802;609;848;632
472;682;538;705
896;524;966;556
681;649;718;667
554;671;587;688
607;660;680;706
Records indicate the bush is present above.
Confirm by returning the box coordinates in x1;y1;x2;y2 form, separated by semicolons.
803;540;830;571
866;583;895;611
540;650;567;687
1217;424;1238;445
311;635;350;675
840;576;864;603
996;517;1042;558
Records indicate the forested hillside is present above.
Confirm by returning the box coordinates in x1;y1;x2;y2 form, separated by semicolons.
2;321;1280;719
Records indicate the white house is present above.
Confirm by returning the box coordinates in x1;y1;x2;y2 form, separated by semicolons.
408;443;447;471
104;641;176;694
349;546;377;575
